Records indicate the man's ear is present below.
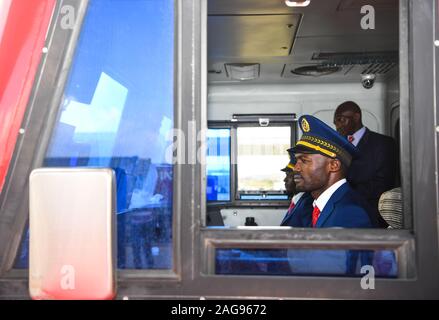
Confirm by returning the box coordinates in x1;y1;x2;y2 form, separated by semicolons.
328;158;342;173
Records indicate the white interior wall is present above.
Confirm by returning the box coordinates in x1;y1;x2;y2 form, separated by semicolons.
220;208;285;227
386;74;400;108
208;82;388;134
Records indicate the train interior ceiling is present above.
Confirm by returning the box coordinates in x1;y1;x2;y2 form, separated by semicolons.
206;0;400;227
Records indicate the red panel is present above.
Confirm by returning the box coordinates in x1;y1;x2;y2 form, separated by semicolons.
0;0;56;193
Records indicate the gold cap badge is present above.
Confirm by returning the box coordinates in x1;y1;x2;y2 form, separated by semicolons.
301;118;310;132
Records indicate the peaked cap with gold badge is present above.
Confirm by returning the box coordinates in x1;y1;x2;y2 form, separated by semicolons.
281;148;296;172
291;115;359;166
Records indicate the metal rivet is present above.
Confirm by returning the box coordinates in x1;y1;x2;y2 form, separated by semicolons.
233;210;238;216
435;40;439;47
19;128;25;134
436;126;439;132
122;296;129;300
42;47;48;53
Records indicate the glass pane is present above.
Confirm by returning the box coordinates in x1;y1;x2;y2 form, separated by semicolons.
237;127;290;197
216;248;398;278
206;129;231;201
15;0;174;270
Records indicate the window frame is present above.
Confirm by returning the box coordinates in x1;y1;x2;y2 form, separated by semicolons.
233;121;295;201
0;0;183;283
207;119;296;207
194;0;439;299
0;0;91;279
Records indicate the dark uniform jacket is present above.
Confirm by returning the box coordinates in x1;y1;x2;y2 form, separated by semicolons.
314;182;376;228
280;192;313;227
347;128;398;228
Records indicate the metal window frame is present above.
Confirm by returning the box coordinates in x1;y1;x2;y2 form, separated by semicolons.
188;0;439;299
233;121;296;200
0;0;184;295
1;0;439;299
207;119;297;207
0;0;91;277
201;228;414;279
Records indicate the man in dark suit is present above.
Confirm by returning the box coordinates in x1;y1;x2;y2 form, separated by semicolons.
280;150;313;227
291;115;378;228
334;101;398;228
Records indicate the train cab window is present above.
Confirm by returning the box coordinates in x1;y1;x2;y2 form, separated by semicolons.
206;118;295;227
202;0;410;281
13;0;175;270
237;126;290;200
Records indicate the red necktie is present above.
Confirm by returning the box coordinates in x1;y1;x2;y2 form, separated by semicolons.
288;201;295;211
347;135;354;143
312;206;321;227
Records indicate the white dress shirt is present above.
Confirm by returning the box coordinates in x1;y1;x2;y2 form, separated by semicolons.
349;126;366;146
292;192;304;206
313;179;347;212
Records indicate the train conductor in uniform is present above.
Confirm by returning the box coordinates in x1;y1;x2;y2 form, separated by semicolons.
291;115;378;228
334;101;398;228
280;150;313;227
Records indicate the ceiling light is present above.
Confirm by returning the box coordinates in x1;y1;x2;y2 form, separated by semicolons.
225;63;260;81
285;0;311;7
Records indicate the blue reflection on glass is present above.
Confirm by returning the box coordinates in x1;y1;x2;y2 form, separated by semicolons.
14;0;174;270
216;248;398;278
207;129;231;201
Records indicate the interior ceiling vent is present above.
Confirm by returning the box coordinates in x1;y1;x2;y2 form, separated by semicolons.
361;62;397;74
291;65;341;77
312;51;398;66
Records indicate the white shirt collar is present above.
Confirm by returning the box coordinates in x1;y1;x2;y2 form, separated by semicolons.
350;126;366;146
313;179;347;212
292;192;304;205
